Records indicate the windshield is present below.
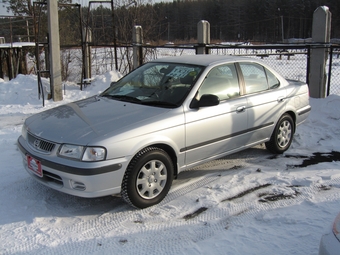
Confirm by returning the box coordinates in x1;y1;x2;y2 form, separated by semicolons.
101;62;204;108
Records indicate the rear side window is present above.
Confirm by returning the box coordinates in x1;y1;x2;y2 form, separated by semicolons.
266;69;280;89
239;63;280;94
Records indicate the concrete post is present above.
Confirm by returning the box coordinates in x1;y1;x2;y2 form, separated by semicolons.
197;20;210;54
133;25;143;70
47;0;63;101
309;6;331;98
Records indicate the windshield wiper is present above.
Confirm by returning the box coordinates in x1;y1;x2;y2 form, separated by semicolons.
101;94;141;103
141;100;178;108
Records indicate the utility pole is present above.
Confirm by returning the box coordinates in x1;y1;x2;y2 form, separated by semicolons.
47;0;63;101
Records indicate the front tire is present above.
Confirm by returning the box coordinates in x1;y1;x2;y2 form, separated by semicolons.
121;147;174;209
265;114;294;154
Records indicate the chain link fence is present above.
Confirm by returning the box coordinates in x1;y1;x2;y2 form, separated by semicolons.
209;46;309;83
137;46;309;83
138;44;339;96
58;44;338;96
329;46;340;95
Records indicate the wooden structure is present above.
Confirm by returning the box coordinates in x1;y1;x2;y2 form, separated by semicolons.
0;42;35;80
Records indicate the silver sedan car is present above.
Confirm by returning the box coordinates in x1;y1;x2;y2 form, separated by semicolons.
319;212;340;255
17;55;311;208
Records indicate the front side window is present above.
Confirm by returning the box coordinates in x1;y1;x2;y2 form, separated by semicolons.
101;62;204;108
197;64;240;101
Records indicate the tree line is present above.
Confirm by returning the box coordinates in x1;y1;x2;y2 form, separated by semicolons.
0;0;339;46
143;0;340;43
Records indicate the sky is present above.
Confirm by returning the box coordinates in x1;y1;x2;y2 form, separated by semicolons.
0;0;11;16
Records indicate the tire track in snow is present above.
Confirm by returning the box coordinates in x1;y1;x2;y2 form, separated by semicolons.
6;174;340;255
2;173;223;254
65;174;222;237
60;176;340;255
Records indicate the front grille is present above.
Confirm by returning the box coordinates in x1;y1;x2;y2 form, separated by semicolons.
27;133;56;153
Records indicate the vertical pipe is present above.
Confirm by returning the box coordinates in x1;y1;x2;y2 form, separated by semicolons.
281;16;284;43
306;46;310;86
111;0;118;71
326;46;333;96
26;19;30;42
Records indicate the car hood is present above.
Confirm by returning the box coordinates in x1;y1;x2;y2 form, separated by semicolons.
25;96;173;145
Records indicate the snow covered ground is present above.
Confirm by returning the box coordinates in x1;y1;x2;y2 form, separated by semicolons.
0;71;340;255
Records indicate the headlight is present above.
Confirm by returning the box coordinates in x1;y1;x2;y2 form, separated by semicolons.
82;147;106;161
21;123;28;140
59;144;84;160
58;144;106;161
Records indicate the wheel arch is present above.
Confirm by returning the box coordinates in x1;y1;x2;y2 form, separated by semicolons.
284;110;297;133
134;143;179;177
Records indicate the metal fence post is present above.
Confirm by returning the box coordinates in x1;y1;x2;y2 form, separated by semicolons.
326;46;333;96
133;25;143;69
197;20;210;54
84;28;92;84
309;6;331;98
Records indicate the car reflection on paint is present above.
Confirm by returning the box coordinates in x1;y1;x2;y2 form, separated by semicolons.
17;55;311;208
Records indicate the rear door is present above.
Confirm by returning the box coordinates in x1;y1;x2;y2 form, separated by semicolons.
238;62;287;145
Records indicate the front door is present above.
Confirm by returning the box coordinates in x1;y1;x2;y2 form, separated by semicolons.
183;64;249;167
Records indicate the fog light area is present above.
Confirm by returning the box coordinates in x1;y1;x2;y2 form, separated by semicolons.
70;180;86;191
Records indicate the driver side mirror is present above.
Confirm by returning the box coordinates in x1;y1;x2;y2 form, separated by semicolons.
191;94;220;108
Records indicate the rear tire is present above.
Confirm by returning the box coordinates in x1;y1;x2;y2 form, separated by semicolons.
121;147;174;209
265;114;294;154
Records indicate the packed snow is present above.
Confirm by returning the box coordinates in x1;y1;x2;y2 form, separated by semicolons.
0;71;340;255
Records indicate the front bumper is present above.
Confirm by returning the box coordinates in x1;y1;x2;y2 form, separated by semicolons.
17;135;129;198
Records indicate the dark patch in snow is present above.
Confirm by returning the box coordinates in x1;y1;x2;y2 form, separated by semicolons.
258;190;300;202
287;151;340;168
230;165;243;170
119;239;128;244
221;183;272;202
286;185;303;188
284;154;309;159
183;207;208;220
318;185;332;191
234;209;249;216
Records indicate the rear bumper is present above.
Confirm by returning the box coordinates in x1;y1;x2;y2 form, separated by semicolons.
17;136;128;198
296;105;311;126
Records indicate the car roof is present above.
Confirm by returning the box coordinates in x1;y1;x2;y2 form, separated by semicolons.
150;55;253;67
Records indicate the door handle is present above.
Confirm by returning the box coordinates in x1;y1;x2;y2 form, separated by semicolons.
277;96;285;102
236;106;246;112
